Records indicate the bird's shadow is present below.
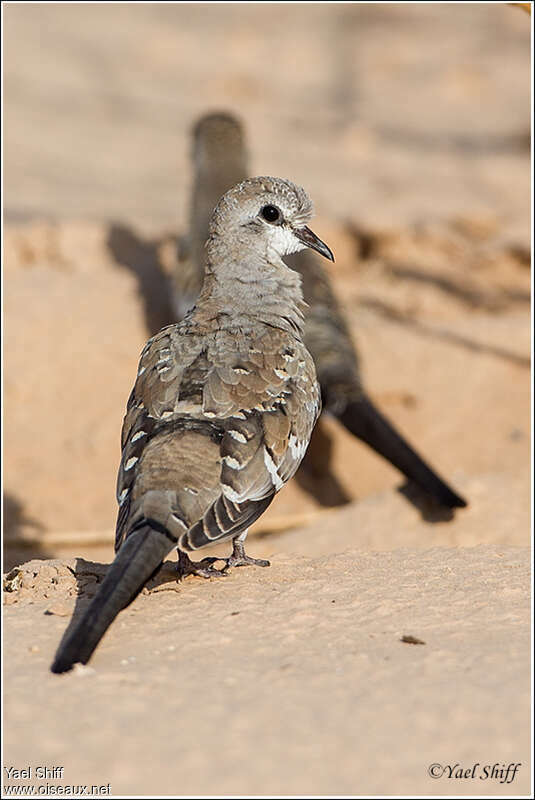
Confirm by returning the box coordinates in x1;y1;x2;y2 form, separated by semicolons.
296;421;352;507
106;223;178;337
296;422;459;521
3;492;51;571
397;482;456;523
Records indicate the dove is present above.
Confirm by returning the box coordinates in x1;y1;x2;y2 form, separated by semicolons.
51;176;332;673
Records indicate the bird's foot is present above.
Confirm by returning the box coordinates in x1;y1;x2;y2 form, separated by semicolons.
221;540;270;572
223;554;271;571
176;550;227;580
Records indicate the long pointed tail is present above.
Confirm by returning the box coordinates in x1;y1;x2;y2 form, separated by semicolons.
51;523;175;673
339;395;467;508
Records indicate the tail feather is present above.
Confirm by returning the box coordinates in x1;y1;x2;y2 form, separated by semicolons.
339;395;467;509
51;524;176;673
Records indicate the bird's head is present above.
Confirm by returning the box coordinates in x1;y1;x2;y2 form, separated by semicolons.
208;176;334;264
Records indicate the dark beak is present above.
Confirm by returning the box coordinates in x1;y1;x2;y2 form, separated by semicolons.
294;226;335;262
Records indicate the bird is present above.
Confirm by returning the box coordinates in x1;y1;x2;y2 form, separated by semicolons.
51;176;333;673
174;112;466;510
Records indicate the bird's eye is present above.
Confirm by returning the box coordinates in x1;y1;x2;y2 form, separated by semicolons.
261;205;281;224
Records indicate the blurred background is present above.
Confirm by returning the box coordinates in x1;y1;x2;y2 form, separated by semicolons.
4;2;531;565
3;4;532;796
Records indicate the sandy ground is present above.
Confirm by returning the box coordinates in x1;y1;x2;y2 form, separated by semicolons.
3;545;531;796
3;3;532;797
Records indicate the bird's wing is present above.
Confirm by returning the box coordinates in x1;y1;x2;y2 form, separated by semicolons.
115;324;320;553
115;323;206;550
182;328;320;550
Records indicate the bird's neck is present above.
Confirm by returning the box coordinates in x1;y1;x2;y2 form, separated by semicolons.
195;244;306;336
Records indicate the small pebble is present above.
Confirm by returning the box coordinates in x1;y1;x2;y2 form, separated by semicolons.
400;634;426;645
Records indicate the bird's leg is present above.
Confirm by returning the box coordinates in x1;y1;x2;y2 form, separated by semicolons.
222;530;270;571
176;548;227;579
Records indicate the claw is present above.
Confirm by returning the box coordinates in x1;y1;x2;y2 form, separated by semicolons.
221;538;271;572
176;551;227;580
177;541;271;579
222;554;270;571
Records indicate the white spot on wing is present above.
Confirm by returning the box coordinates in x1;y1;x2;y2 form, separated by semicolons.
223;455;242;470
125;457;138;471
118;488;129;505
263;447;284;491
131;430;146;443
221;483;243;503
228;430;247;443
288;434;307;461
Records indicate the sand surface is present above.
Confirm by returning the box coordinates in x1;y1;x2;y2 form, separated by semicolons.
3;4;531;797
3;545;531;796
